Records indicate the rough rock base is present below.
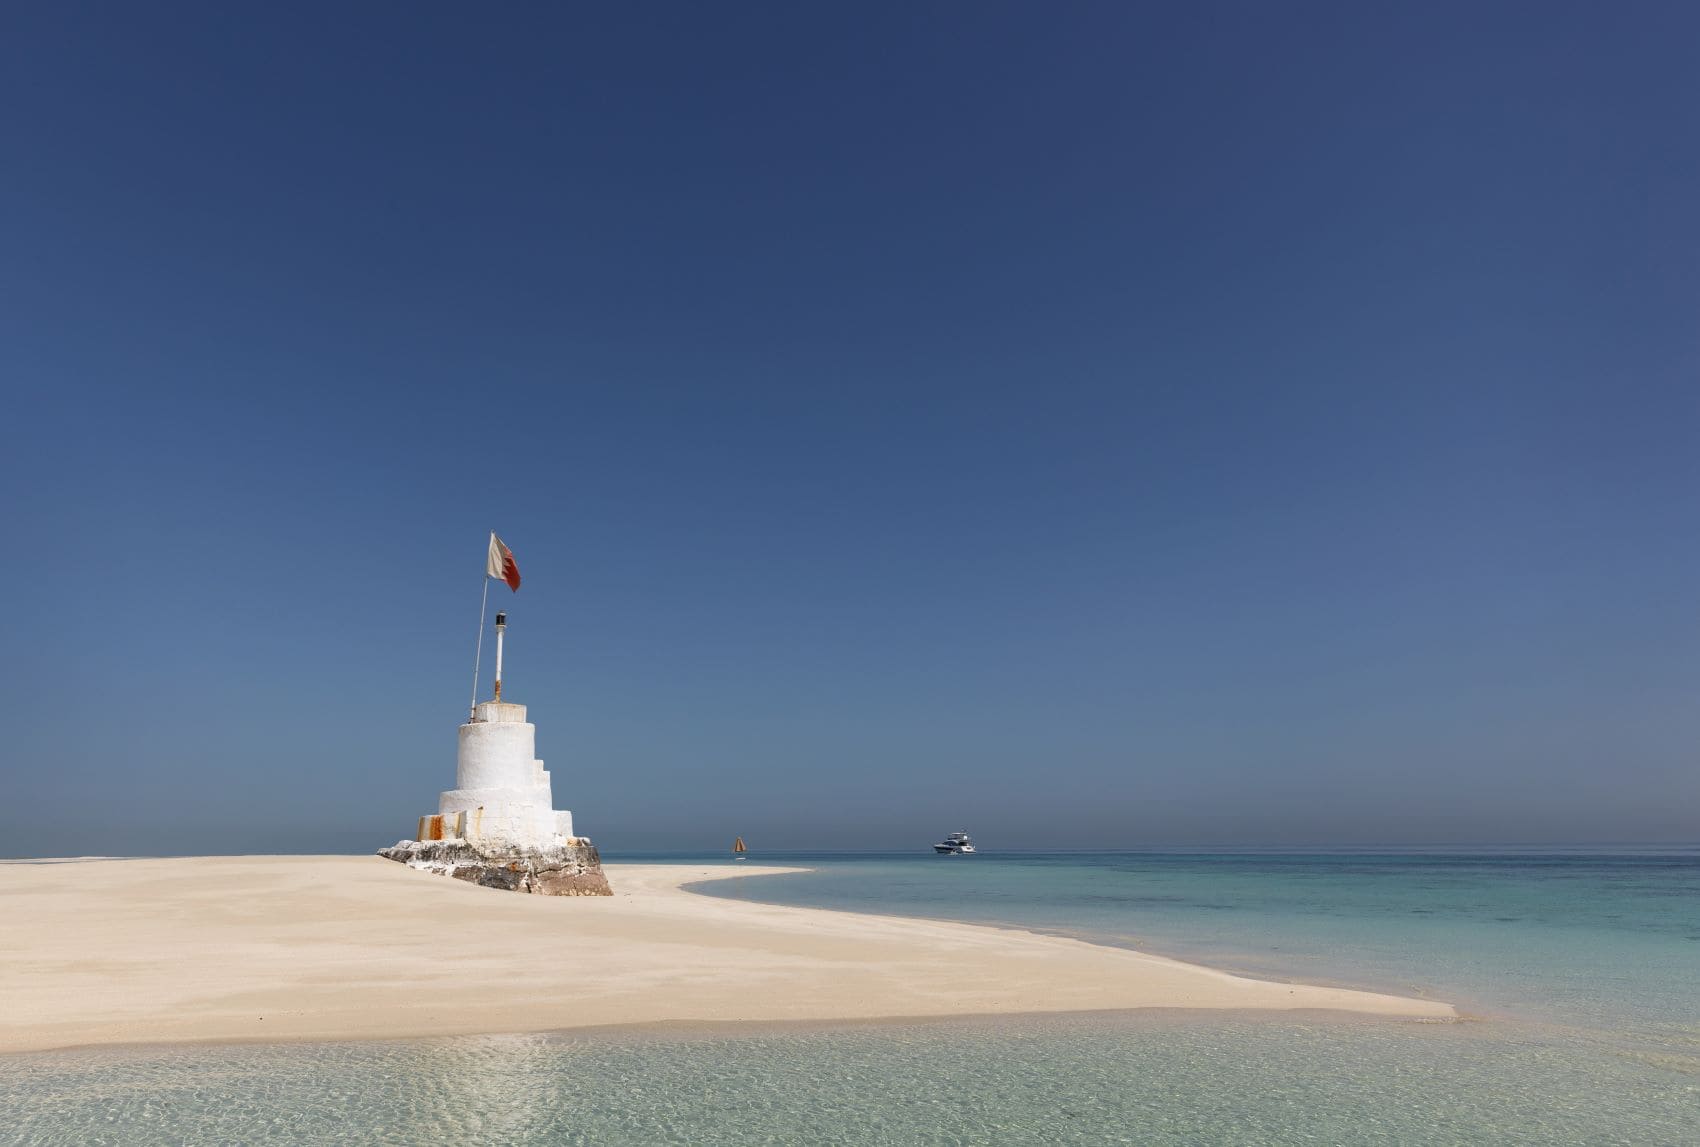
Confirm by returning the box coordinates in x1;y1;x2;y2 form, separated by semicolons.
377;838;612;896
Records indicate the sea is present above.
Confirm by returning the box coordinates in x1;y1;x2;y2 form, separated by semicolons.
3;848;1698;1145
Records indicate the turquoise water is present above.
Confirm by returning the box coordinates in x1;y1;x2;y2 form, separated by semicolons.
689;849;1700;1032
4;850;1698;1144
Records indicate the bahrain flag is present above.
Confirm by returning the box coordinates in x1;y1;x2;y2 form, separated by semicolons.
486;532;521;592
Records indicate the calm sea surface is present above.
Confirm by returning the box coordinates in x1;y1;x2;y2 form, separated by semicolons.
4;849;1698;1144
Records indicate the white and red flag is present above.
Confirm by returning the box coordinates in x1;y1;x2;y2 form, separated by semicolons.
486;532;521;592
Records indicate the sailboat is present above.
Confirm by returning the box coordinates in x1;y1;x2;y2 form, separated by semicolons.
732;836;748;860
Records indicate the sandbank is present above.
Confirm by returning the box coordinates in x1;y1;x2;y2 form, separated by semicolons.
0;856;1453;1053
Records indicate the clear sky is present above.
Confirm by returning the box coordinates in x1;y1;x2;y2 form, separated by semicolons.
3;2;1696;855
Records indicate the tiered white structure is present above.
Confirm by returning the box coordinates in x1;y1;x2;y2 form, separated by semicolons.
422;698;576;850
381;605;609;895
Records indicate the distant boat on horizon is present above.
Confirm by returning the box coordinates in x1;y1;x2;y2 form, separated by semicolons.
732;836;747;860
933;831;975;855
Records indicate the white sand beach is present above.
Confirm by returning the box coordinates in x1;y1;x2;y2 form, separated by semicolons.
0;857;1454;1053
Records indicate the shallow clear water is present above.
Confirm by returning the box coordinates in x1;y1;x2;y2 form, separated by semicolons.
4;849;1698;1145
688;849;1700;1033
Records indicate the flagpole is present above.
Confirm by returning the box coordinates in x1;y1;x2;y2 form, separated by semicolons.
469;573;490;722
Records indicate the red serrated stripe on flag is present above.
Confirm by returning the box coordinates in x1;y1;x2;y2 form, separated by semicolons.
488;533;522;592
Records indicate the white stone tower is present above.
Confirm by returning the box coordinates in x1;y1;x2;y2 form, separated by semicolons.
433;698;575;850
381;605;609;895
410;610;576;850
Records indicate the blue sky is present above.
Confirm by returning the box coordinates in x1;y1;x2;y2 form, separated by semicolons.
3;2;1696;854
